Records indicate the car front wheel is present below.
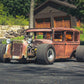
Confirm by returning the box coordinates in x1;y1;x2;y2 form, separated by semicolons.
36;44;56;64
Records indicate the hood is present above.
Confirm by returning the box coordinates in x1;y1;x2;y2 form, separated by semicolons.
33;39;53;46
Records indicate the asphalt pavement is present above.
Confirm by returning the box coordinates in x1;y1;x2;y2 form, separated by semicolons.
0;59;84;84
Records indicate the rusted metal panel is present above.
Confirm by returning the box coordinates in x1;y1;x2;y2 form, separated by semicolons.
53;28;79;32
54;44;65;59
26;28;52;32
4;44;11;59
12;42;23;56
65;44;73;57
22;41;28;57
4;40;28;60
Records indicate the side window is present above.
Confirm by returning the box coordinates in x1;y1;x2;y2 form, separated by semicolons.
36;32;43;39
66;32;73;41
54;31;64;42
74;32;79;41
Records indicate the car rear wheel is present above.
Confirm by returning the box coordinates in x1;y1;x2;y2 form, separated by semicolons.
36;44;56;64
76;46;84;62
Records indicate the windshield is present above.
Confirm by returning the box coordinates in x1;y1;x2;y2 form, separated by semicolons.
27;32;52;40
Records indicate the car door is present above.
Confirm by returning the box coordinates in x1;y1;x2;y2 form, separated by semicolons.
53;31;65;59
65;31;74;58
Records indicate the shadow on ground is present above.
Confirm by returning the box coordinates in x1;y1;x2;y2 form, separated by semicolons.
4;64;84;77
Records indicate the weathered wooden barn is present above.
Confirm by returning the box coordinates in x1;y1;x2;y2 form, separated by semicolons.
34;0;80;28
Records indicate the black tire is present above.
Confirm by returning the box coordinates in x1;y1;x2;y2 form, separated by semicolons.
36;44;56;64
76;46;84;62
70;50;76;58
0;44;10;63
0;44;6;62
3;58;10;63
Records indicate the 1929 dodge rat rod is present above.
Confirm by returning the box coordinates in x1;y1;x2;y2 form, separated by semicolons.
0;28;84;64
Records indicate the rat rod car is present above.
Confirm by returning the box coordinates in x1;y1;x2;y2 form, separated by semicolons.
0;28;82;64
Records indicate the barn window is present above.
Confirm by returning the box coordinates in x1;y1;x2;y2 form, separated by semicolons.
64;17;70;20
55;17;62;21
45;18;50;22
66;32;73;41
36;19;43;23
54;31;64;41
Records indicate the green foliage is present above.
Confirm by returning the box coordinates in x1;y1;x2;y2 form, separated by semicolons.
0;1;29;25
80;34;84;41
2;40;6;44
0;2;6;15
74;25;84;41
68;0;84;19
11;36;24;41
2;36;24;44
35;0;46;7
0;0;46;17
0;15;29;25
0;0;84;25
0;0;31;17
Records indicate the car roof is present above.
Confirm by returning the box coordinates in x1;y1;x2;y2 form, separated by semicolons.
53;28;80;32
26;28;79;33
26;28;52;32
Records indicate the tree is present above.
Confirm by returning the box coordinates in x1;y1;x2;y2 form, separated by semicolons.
0;0;31;17
35;0;46;7
0;0;46;18
67;0;84;20
29;0;34;28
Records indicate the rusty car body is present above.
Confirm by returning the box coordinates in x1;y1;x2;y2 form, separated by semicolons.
3;28;80;64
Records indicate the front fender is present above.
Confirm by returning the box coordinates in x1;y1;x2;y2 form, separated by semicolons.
4;44;11;59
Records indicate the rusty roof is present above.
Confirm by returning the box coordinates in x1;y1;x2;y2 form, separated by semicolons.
53;28;79;32
26;28;52;32
26;28;79;32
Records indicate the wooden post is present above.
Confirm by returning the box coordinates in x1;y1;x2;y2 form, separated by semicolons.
29;0;34;29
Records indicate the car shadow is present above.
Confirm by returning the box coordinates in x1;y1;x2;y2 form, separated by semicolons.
0;59;78;64
5;64;84;77
54;58;76;62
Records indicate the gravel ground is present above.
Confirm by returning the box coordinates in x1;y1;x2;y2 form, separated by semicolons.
0;59;84;84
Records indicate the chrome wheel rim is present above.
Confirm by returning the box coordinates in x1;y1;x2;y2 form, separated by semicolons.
47;48;54;62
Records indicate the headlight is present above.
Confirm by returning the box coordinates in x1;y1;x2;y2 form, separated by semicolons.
6;39;11;44
28;38;32;44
